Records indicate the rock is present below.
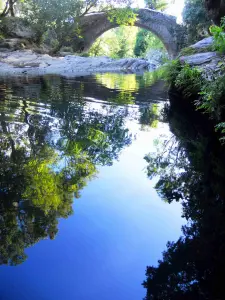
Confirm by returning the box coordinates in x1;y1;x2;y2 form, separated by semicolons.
0;50;153;77
180;52;218;65
190;37;214;50
146;49;168;68
0;17;35;39
179;48;224;81
0;38;30;51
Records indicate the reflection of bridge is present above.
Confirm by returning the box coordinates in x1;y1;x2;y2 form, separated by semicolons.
0;75;167;104
78;9;186;58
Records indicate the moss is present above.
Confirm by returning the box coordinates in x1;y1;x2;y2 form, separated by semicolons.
179;47;197;56
179;45;214;57
78;52;90;57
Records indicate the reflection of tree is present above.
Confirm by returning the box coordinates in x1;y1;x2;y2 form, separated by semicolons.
143;93;225;299
0;76;135;266
139;103;160;129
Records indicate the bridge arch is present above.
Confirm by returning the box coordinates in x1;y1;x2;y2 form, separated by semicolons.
79;9;185;58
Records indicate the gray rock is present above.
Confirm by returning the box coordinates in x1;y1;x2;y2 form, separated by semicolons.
146;49;168;68
180;52;218;65
0;17;35;39
190;37;214;49
0;50;153;77
0;38;29;50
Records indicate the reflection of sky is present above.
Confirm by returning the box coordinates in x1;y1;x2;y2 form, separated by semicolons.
0;120;185;300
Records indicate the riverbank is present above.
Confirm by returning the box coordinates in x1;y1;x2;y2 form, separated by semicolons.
0;50;153;77
165;36;225;142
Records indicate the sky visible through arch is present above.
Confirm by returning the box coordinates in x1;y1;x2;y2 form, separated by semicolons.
135;0;185;23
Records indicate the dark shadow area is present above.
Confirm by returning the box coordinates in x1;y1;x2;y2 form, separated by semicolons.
143;89;225;299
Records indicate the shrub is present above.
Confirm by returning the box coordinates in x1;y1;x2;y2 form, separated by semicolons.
215;122;225;143
60;46;74;53
175;64;203;97
196;75;225;119
210;17;225;54
162;59;182;85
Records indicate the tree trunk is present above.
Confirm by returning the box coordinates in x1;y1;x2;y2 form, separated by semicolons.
9;0;15;17
205;0;225;25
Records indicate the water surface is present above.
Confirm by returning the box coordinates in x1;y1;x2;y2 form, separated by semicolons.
0;73;183;300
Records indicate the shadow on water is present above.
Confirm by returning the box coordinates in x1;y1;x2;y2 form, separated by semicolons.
0;72;167;266
143;89;225;299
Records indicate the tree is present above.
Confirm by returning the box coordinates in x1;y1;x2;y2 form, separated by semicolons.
19;0;136;52
0;0;20;17
183;0;212;43
144;0;173;11
134;29;165;57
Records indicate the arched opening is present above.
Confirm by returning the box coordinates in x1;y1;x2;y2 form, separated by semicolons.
87;26;168;62
79;9;182;58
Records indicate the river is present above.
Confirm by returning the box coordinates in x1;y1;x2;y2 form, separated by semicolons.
0;73;184;300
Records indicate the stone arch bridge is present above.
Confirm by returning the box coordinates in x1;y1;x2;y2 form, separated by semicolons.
78;9;186;58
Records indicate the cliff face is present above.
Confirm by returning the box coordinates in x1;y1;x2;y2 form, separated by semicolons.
205;0;225;25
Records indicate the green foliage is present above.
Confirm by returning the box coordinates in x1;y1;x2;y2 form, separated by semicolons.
60;46;74;53
215;122;225;143
107;8;137;26
15;0;134;51
144;0;169;11
161;57;225;143
175;64;203;97
164;57;225;140
179;46;196;56
196;74;225;119
210;17;225;54
161;59;182;85
21;0;85;46
183;0;212;43
134;28;165;57
88;26;138;58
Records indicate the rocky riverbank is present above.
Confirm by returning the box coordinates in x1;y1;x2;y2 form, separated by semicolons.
0;50;153;77
178;37;223;80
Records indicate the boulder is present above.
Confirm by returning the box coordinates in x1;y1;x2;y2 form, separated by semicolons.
0;17;35;39
190;37;214;50
0;38;30;51
180;52;218;65
146;49;168;68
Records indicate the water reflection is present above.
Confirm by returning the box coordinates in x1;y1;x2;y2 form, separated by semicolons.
0;73;165;266
144;91;225;299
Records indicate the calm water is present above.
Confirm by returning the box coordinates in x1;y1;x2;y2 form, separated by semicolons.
0;73;184;300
